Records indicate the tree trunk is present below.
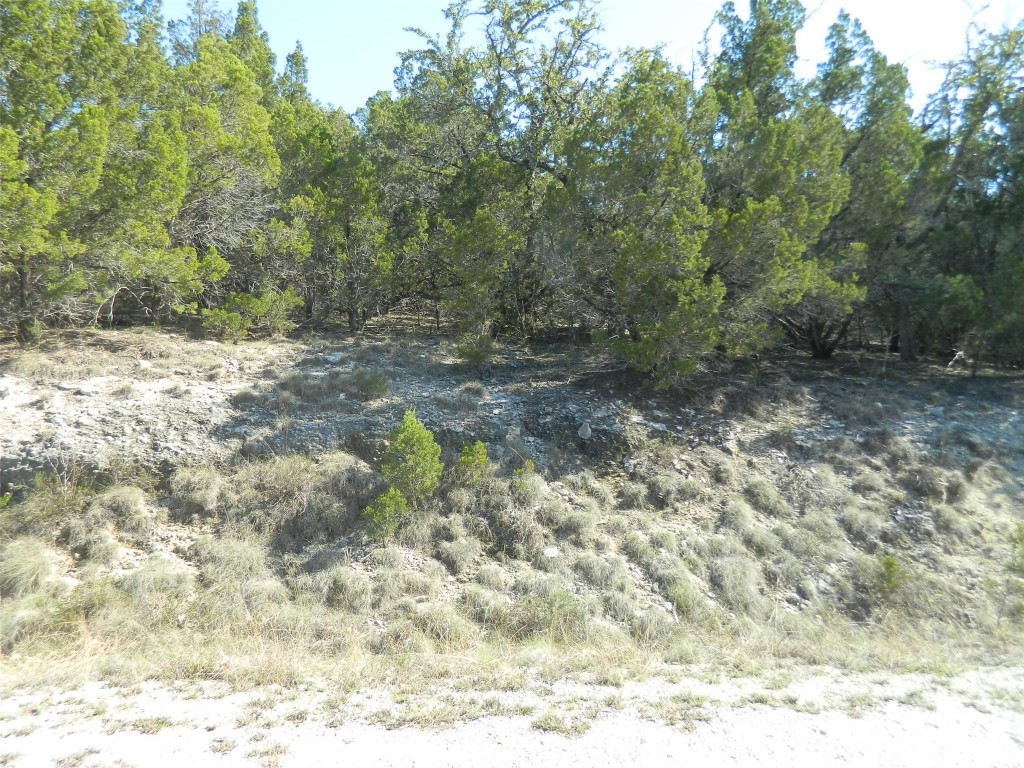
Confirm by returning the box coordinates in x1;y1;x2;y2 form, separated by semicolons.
16;264;34;343
899;303;916;363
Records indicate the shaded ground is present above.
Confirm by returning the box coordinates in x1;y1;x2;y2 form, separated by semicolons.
3;328;1021;491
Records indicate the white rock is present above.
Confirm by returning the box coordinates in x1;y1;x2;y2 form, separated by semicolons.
543;546;560;558
578;421;592;439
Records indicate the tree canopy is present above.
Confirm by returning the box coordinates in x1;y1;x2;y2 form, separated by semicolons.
2;0;1021;376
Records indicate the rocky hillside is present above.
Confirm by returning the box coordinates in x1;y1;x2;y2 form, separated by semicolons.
1;328;1023;695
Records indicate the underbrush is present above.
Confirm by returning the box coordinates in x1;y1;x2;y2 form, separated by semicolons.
1;383;1022;692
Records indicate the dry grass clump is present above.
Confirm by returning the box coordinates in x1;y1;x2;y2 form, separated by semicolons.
602;589;639;622
188;535;289;627
90;486;159;545
897;465;967;504
852;471;886;495
115;557;194;624
319;566;372;613
535;496;597;547
932;505;972;541
1;591;70;655
475;564;510;591
773;522;820;561
618;481;649;509
170;466;227;519
621;530;657;567
710;552;766;617
562;470;609;504
376;565;440;606
413;604;478;651
117;556;193;599
463;584;511;625
231;387;262;407
795;506;845;545
839;503;888;549
766;422;798;451
512;570;565;598
445;487;475;516
741;524;785;559
458;381;488;399
337;366;390;401
191;535;270;582
4;346;107;382
899;465;949;501
720;497;754;532
397;510;442;550
436;538;481;575
369;621;431;655
512;475;552;512
188;452;378;547
645;473;702;509
814;435;863;473
786;464;851;513
933;425;995;459
604;514;631;538
839;552;908;621
725;380;772;416
63;485;160;564
862;429;919;467
277;365;389;406
646;553;705;618
630;609;675;645
835;400;888;428
557;504;599;547
65;508;119;565
649;528;678;553
493;589;591;643
486;494;548;560
0;538;55;598
445;475;548;560
463;573;595;641
1;469;92;539
572;553;630;590
743;478;791;517
700;448;739;486
761;548;804;591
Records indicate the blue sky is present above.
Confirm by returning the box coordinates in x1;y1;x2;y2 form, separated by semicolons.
160;0;1024;113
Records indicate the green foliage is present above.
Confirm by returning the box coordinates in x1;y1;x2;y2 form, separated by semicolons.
201;307;250;342
364;488;408;542
514;460;536;479
202;288;303;340
457;442;490;487
338;366;391;401
455;334;496;369
381;411;443;507
879;554;907;598
2;0;1021;377
1008;523;1024;579
697;1;849;356
556;50;722;382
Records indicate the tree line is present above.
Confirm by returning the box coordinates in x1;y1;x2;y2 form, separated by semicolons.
2;0;1022;382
